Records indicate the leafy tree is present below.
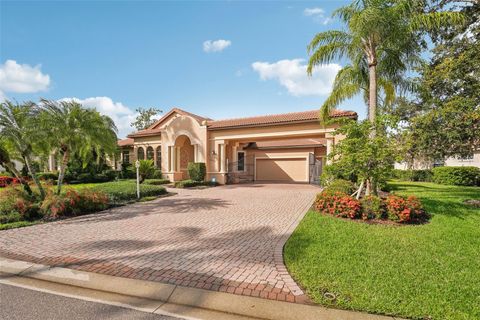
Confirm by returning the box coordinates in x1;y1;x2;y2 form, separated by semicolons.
39;100;118;194
130;107;162;131
324;117;398;196
0;140;33;195
307;0;463;124
393;2;479;162
0;101;46;198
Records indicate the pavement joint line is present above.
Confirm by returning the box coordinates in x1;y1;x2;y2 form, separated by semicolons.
151;284;178;314
0;256;405;320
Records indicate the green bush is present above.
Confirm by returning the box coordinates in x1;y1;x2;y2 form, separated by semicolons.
323;179;356;195
36;172;58;181
0;212;23;224
139;160;155;183
432;166;480;186
174;179;217;188
144;179;170;185
90;181;167;202
321;165;358;185
152;169;163;179
392;169;433;182
187;162;206;181
360;195;385;220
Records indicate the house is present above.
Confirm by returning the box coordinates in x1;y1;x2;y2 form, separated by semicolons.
117;108;357;184
394;152;480;170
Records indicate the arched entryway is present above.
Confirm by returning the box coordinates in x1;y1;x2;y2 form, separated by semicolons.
174;135;194;180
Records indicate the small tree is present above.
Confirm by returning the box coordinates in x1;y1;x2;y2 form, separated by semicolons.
130;107;162;131
187;162;206;181
324;118;398;197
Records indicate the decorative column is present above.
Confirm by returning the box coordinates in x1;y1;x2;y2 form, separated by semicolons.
193;144;198;163
219;143;226;173
326;138;334;165
169;146;176;172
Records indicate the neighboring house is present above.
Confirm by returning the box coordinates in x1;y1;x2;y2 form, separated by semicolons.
394;151;480;170
118;107;357;184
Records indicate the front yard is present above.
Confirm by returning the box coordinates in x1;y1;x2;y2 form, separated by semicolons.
284;182;480;320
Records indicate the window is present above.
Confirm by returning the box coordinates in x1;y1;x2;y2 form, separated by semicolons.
237;151;245;171
137;147;145;160
146;146;154;160
122;151;130;164
156;146;162;169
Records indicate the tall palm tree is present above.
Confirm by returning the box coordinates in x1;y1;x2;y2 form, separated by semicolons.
307;0;463;124
39;100;118;194
0;101;46;199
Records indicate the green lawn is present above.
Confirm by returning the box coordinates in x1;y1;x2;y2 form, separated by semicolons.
284;182;480;320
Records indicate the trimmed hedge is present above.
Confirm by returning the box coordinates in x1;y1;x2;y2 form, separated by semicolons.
174;179;218;188
324;179;356;195
144;179;170;185
187;162;206;182
432;166;480;186
392;169;433;182
36;172;58;181
90;181;167;202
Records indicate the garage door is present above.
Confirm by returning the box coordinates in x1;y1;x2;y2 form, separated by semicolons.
255;158;307;182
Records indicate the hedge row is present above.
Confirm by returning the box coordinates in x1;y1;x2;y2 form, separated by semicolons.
89;181;167;203
392;166;480;186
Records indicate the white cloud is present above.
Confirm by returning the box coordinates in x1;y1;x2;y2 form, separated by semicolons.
303;7;332;25
59;97;138;138
0;60;50;98
203;39;231;53
252;59;341;96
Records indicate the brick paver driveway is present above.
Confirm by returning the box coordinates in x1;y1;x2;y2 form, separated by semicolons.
0;184;318;302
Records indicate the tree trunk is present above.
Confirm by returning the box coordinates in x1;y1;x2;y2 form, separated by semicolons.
23;154;46;200
3;161;33;195
56;148;70;195
368;63;377;125
355;180;365;200
365;179;371;196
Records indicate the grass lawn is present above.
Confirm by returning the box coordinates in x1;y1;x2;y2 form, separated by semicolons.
284;182;480;320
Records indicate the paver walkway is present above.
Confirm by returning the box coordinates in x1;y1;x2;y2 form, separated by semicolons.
0;184;318;303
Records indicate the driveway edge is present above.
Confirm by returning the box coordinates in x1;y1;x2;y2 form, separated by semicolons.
1;257;403;320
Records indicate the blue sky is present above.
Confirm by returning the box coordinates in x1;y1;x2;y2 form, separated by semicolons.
0;0;364;138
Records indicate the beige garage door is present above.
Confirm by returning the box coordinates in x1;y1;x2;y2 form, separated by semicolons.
255;158;307;182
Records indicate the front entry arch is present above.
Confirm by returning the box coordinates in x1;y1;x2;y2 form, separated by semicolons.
174;135;194;180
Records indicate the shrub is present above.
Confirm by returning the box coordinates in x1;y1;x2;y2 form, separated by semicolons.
385;195;428;223
392;169;433;182
360;195;385;220
139;160;155;183
90;181;166;202
40;193;70;219
144;179;170;185
174;179;217;188
41;189;109;219
0;212;23;224
314;191;361;219
187;162;206;182
324;179;356;195
120;163;136;179
432;166;480;186
152;169;163;179
36;172;58;181
0;188;40;220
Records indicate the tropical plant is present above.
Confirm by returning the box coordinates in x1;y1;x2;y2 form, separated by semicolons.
0;141;33;195
307;0;463;124
39;100;118;194
0;101;45;198
138;159;155;183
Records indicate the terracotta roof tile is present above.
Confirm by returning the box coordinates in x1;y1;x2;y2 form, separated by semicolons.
250;138;327;149
207;109;356;129
118;138;134;147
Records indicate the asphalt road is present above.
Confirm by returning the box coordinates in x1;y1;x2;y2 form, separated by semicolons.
0;283;182;320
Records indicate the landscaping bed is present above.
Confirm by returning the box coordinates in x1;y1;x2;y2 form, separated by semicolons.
0;180;167;230
284;181;480;320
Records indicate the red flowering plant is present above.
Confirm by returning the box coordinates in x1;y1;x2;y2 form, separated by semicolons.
315;191;361;219
385;195;428;223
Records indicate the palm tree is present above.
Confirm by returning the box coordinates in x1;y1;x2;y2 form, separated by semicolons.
307;0;463;124
0;141;33;195
39;99;118;194
0;101;46;199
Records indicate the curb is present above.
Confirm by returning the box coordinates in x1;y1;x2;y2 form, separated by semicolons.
1;257;404;320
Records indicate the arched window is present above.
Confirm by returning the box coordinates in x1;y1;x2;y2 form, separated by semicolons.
137;147;145;160
156;146;162;169
146;146;154;160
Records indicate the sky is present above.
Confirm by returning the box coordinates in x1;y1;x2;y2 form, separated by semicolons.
0;0;364;138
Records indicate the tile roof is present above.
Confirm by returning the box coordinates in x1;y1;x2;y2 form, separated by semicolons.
207;109;356;129
250;138;327;149
118;138;134;147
